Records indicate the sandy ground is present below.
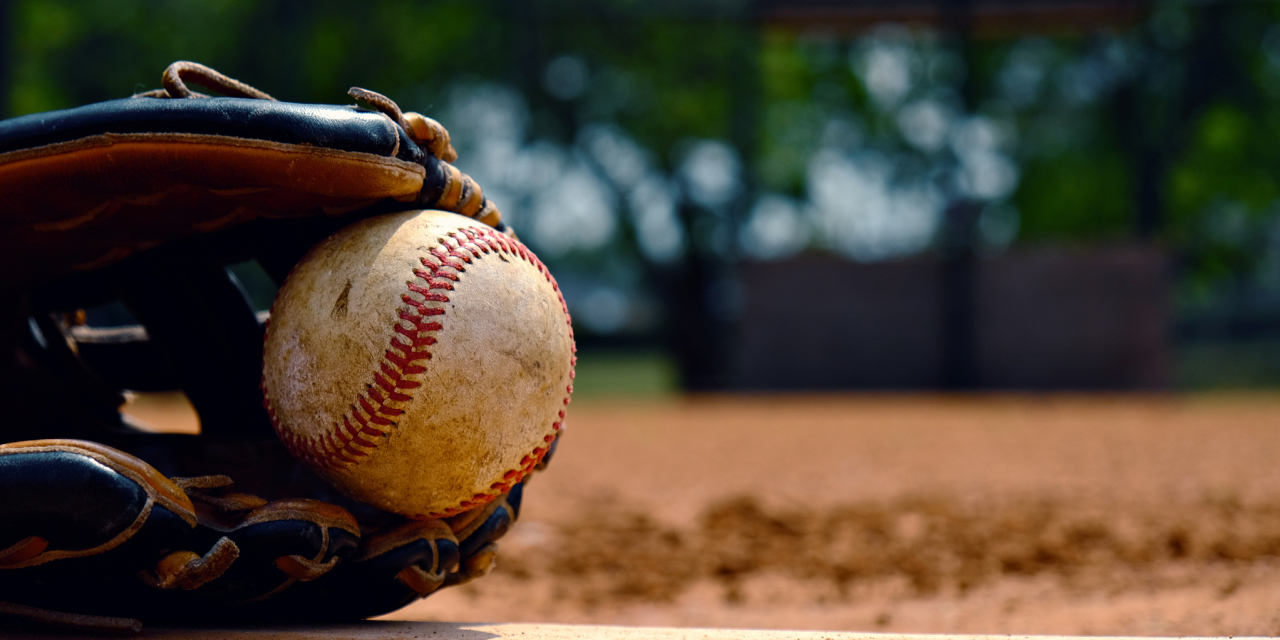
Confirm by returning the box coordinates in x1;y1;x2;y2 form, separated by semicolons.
369;393;1280;636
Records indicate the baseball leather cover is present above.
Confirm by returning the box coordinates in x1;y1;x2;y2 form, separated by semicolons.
262;210;574;518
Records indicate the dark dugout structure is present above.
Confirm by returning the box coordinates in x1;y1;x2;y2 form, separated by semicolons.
718;0;1176;391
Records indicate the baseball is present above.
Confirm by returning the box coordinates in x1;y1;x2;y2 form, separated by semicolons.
261;210;575;519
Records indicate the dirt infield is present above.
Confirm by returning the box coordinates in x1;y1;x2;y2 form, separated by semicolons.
383;394;1280;635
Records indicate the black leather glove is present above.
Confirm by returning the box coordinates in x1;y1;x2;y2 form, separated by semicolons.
0;61;542;634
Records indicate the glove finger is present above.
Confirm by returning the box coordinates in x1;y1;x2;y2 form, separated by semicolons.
0;439;196;573
0;439;202;624
278;518;458;621
168;498;361;609
443;541;497;588
535;434;560;472
448;483;523;559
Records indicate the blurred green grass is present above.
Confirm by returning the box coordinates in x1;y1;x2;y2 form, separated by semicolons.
581;345;1280;394
1177;340;1280;389
570;350;679;399
574;345;1280;394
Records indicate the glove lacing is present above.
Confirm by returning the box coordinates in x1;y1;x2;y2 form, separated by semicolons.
135;61;506;233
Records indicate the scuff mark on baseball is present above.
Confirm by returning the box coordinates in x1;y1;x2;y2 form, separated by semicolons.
261;209;575;518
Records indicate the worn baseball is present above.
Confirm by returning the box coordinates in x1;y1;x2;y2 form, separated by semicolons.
261;209;575;519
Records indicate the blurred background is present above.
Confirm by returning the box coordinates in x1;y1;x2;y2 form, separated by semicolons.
19;1;1280;634
17;0;1280;394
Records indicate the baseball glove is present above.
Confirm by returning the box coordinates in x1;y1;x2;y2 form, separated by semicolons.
0;61;553;633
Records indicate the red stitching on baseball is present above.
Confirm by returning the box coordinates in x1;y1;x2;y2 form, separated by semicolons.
262;221;575;520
